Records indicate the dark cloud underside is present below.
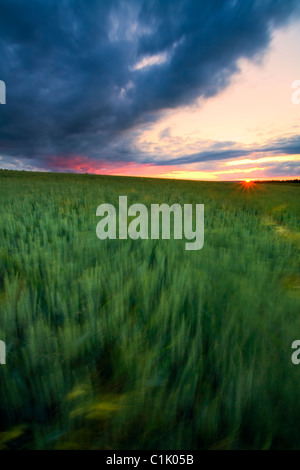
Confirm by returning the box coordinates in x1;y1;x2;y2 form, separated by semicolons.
0;0;299;167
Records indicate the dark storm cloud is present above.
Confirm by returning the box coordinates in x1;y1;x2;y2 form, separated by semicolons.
0;0;299;168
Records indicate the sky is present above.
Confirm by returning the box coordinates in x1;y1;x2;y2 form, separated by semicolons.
0;0;300;181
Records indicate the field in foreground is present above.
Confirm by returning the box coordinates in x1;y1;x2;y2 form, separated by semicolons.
0;170;300;450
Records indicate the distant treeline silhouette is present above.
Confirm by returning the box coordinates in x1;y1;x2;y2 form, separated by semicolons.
254;179;300;184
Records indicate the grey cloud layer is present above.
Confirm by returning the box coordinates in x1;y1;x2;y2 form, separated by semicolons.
151;135;300;166
0;0;299;167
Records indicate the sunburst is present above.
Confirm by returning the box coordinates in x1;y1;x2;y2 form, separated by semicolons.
237;179;258;192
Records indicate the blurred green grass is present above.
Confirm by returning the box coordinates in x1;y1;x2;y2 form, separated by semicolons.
0;169;299;449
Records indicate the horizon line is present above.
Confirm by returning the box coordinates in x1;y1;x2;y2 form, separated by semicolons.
1;168;299;184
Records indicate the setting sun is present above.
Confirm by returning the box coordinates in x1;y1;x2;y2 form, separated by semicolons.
237;179;259;192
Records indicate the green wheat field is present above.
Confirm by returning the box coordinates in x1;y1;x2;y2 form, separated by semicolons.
0;169;299;450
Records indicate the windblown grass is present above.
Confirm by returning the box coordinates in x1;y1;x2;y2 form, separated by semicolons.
0;170;299;449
